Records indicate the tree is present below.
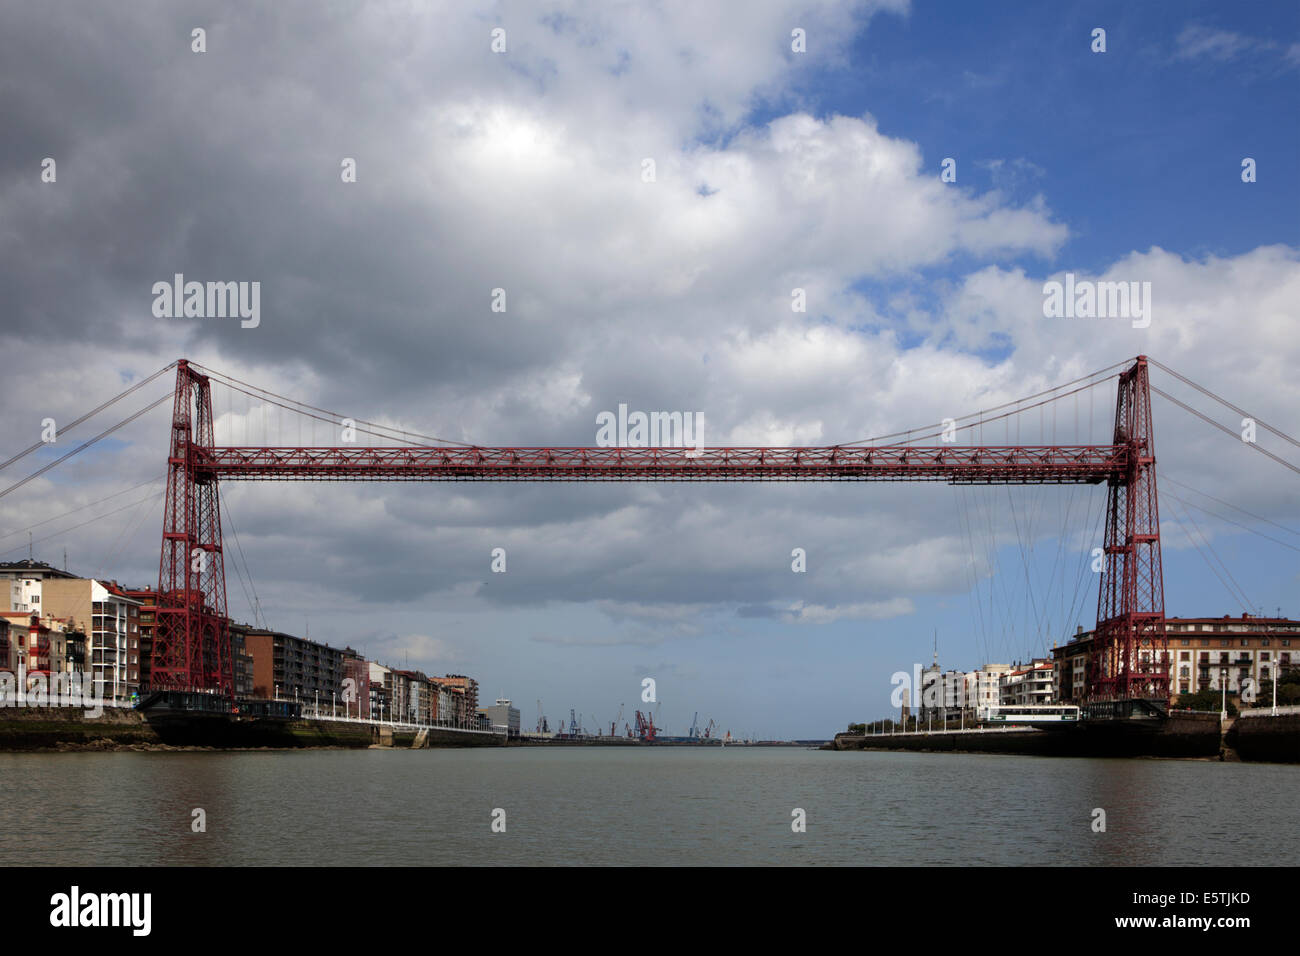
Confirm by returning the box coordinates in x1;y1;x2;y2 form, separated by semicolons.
1175;689;1237;716
846;722;866;736
1257;668;1300;706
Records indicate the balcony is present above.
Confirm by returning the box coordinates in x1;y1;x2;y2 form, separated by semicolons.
1198;657;1252;671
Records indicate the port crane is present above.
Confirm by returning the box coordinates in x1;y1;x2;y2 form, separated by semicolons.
688;712;700;739
633;710;657;742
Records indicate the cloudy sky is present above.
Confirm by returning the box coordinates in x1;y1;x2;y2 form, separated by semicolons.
1;1;1297;738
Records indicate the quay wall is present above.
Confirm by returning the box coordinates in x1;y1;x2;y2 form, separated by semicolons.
0;707;161;750
1226;714;1300;764
825;715;1222;759
0;708;503;750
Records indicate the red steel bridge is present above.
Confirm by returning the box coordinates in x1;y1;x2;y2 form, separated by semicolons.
151;354;1172;706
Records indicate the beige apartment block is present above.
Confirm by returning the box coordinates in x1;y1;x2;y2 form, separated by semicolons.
41;579;141;704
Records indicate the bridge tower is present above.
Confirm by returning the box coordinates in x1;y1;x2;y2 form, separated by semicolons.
1090;356;1170;703
152;360;232;696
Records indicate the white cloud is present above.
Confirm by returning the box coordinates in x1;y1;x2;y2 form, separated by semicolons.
0;0;1295;678
1175;25;1256;61
783;597;915;624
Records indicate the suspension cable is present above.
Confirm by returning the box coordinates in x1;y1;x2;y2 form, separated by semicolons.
1164;490;1300;554
190;362;474;448
1149;358;1299;449
0;476;163;543
0;491;160;557
871;377;1121;447
1164;498;1253;611
0;362;176;473
0;392;173;501
1150;385;1300;477
843;364;1127;447
1162;475;1300;540
219;484;261;628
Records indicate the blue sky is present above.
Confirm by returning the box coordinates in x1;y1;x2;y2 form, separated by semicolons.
796;1;1300;270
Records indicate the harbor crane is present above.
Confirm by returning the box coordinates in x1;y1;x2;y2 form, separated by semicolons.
634;710;657;742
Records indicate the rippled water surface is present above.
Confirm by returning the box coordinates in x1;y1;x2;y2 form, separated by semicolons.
1;747;1295;865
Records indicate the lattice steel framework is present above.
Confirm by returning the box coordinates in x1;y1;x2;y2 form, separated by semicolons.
1089;357;1169;701
155;356;1167;702
153;360;231;694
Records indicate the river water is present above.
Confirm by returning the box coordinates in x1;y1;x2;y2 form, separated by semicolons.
1;747;1294;866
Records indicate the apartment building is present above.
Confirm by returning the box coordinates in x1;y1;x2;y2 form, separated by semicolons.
1000;659;1055;707
237;626;354;708
229;627;255;698
436;683;454;725
365;666;471;726
368;662;394;720
1052;614;1297;704
964;663;1011;716
0;560;78;616
920;663;968;718
389;669;428;724
1;613;57;674
342;653;370;719
38;579;141;704
1169;616;1296;697
438;674;480;728
121;588;157;693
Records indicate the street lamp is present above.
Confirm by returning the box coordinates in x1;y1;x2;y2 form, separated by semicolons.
1220;664;1228;721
